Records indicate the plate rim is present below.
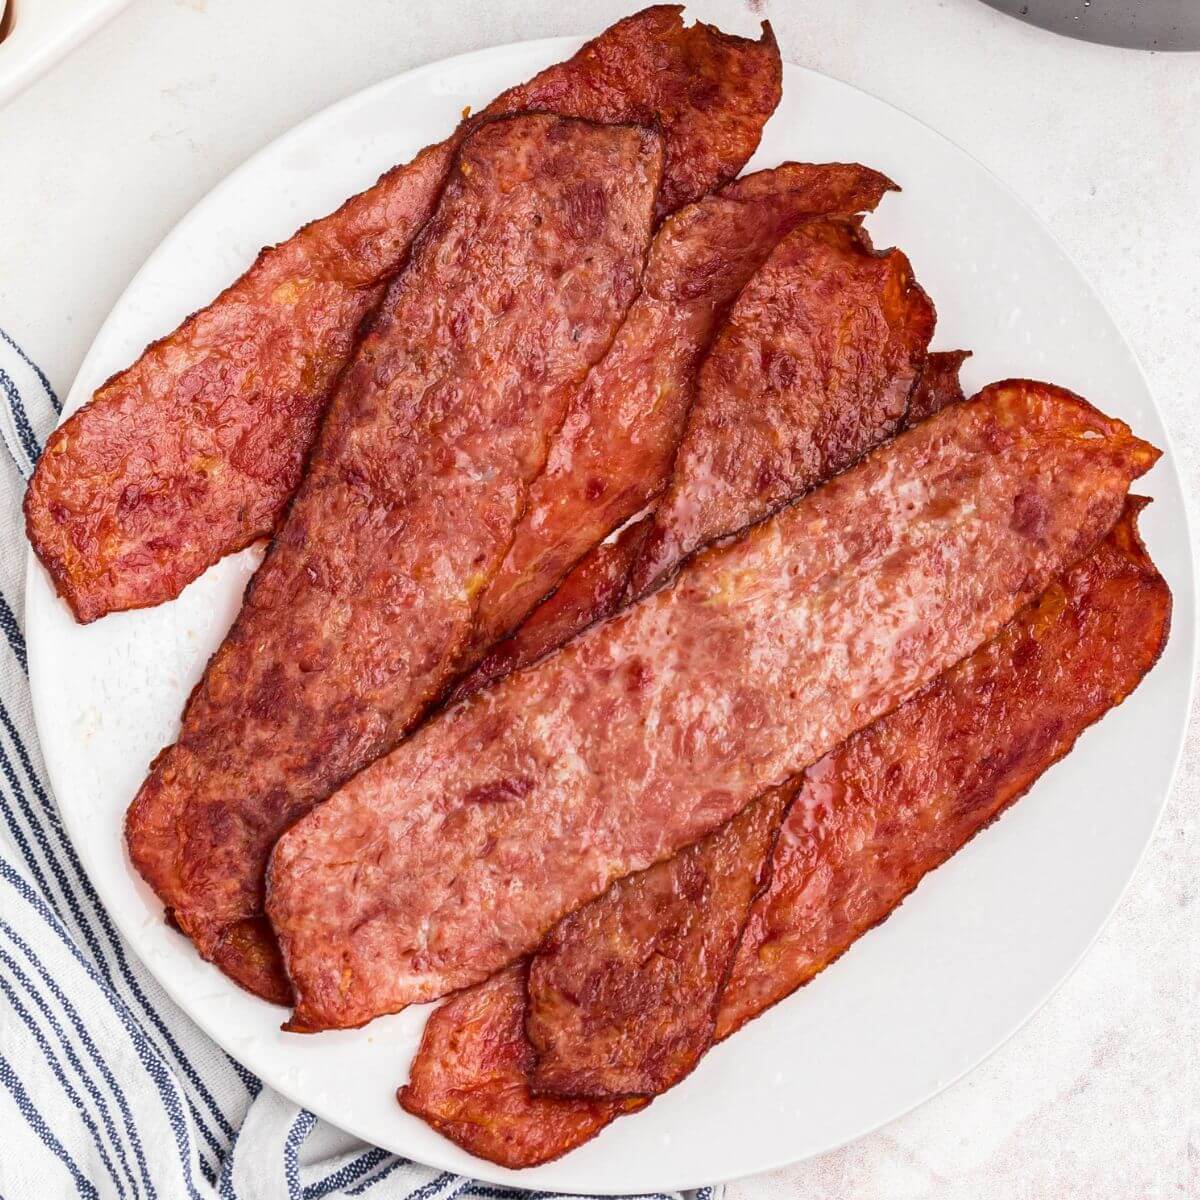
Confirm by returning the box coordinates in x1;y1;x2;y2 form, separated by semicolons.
24;32;1199;1193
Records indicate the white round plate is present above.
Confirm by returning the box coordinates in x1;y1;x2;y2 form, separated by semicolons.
25;30;1196;1196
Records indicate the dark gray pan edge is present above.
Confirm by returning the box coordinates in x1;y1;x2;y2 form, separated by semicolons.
980;0;1200;51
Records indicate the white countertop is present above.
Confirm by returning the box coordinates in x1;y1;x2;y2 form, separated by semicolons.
1;1;1196;1194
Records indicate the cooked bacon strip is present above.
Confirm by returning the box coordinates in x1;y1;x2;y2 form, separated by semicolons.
26;6;781;623
626;218;936;597
269;381;1157;1030
398;965;646;1170
522;351;965;1099
399;497;1168;1166
468;164;898;654
125;114;663;1001
910;349;970;423
527;784;793;1098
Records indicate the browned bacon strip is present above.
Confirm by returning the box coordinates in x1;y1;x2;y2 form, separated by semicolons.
399;497;1168;1166
399;965;646;1170
125;113;663;1001
527;784;793;1098
26;6;781;623
467;165;898;654
269;381;1157;1030
626;218;936;596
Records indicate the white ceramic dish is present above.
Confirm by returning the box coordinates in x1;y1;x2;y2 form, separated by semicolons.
24;33;1196;1195
0;0;134;107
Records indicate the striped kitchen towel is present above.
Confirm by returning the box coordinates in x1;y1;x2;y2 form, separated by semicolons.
0;326;706;1200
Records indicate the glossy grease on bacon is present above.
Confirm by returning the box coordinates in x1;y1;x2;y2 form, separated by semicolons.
399;496;1168;1167
468;163;898;653
269;381;1157;1030
527;785;792;1098
398;966;644;1169
26;5;782;622
126;114;663;1000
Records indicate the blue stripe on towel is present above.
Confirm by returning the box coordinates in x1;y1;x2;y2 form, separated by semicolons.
304;1148;392;1199
0;1052;101;1199
0;920;156;1197
0;964;130;1194
0;325;60;413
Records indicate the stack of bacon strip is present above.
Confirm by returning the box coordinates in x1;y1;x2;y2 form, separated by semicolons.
268;382;1156;1029
400;495;1168;1166
117;11;799;1002
20;5;1172;1175
25;5;782;622
121;173;913;1001
127;110;665;1000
